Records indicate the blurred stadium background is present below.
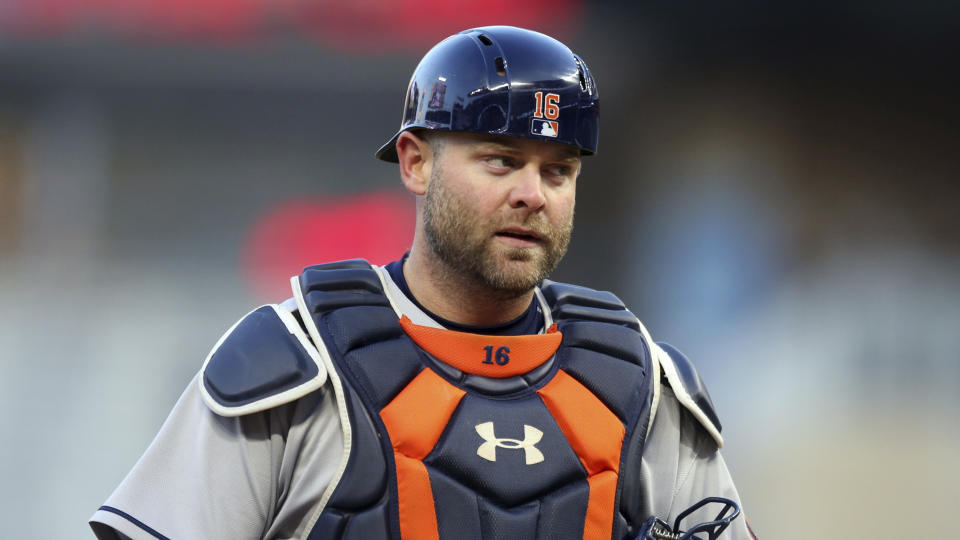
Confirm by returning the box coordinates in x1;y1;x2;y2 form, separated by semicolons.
1;1;958;538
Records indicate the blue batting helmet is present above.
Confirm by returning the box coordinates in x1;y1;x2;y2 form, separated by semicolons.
375;25;599;162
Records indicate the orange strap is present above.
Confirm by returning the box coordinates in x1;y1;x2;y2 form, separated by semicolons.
380;369;466;540
584;471;619;539
392;455;441;540
399;315;561;378
538;369;626;540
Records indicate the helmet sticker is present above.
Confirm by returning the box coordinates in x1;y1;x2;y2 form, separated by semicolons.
532;91;560;137
531;119;559;137
533;91;560;119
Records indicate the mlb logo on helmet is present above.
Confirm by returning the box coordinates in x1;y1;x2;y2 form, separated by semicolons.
531;119;559;137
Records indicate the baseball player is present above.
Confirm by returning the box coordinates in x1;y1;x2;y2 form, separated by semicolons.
90;26;756;540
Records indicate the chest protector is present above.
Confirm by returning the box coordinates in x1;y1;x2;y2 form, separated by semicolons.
300;261;655;540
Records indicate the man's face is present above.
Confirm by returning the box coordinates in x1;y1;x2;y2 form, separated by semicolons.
422;132;580;297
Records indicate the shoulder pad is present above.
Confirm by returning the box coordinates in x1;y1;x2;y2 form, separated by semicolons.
540;279;641;330
199;304;327;417
299;259;392;313
654;342;724;448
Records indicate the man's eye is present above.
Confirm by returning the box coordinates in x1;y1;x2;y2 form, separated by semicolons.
486;156;514;169
546;165;571;177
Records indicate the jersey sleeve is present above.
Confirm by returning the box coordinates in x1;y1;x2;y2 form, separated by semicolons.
89;372;341;540
641;385;757;539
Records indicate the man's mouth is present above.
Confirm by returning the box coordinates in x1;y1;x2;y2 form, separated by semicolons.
494;227;544;246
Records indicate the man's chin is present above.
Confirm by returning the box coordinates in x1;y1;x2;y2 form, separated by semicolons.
481;250;550;293
490;246;541;271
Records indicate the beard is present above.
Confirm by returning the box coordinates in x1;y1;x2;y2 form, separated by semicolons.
422;163;573;297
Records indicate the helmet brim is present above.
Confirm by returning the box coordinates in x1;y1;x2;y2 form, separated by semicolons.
375;132;401;163
375;128;596;164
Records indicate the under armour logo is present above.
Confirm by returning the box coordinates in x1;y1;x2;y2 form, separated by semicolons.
475;421;544;465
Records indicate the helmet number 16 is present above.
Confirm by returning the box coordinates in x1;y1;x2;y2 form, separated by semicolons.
533;92;560;120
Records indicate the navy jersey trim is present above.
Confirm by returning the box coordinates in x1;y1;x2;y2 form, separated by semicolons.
384;257;543;336
98;506;170;540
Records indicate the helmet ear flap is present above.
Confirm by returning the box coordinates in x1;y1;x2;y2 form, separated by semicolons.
375;25;599;162
376;133;402;163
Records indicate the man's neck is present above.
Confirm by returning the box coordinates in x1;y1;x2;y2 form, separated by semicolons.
403;246;535;327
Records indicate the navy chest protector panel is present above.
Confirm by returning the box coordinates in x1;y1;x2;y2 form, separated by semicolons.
301;260;654;540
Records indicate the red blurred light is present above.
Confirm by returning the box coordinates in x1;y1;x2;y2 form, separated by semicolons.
0;0;583;49
303;0;584;52
241;190;415;301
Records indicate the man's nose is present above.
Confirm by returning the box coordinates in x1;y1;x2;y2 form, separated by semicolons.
508;165;547;211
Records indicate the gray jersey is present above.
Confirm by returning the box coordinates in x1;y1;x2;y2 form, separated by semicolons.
90;269;754;539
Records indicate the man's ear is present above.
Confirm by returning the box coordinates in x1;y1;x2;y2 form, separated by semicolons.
397;131;433;196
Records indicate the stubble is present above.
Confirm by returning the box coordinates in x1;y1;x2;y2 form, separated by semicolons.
422;162;573;298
